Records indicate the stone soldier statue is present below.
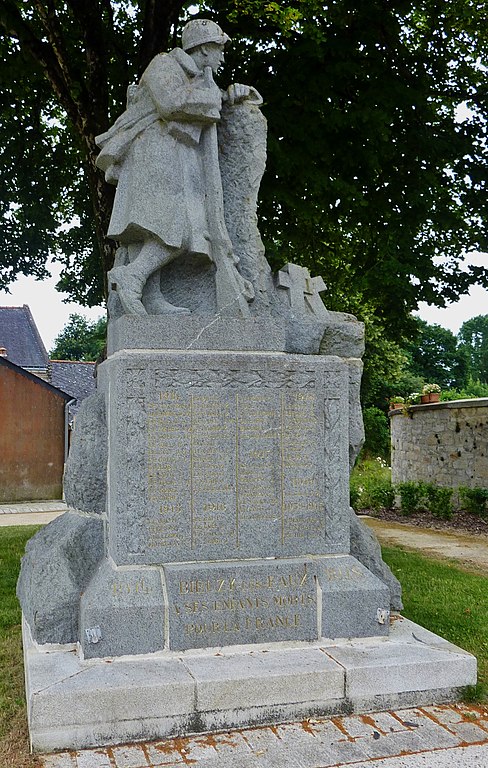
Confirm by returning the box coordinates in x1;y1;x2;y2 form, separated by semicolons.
96;19;255;316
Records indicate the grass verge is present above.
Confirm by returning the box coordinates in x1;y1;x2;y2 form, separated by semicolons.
382;546;488;700
0;525;41;768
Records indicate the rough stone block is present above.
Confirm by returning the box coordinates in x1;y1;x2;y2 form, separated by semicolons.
319;311;365;358
79;559;165;658
317;556;390;639
349;510;403;611
328;638;477;698
63;392;107;515
23;615;477;753
164;559;319;650
17;512;104;644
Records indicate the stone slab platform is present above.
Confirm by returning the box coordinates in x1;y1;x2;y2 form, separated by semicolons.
24;616;476;753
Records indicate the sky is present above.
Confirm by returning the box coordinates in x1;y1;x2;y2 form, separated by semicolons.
0;261;104;354
0;253;486;353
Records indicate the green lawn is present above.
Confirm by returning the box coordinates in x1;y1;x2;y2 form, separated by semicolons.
0;527;486;766
0;525;41;767
382;546;488;699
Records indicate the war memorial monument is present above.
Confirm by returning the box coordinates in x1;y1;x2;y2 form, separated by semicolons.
17;19;476;752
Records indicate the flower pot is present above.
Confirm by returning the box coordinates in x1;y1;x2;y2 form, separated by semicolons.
420;393;440;404
390;402;404;410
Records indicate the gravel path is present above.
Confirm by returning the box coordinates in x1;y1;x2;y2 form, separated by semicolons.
363;516;488;573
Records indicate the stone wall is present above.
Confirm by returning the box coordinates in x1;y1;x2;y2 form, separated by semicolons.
390;398;488;490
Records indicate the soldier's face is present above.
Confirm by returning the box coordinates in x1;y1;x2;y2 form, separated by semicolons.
204;43;225;73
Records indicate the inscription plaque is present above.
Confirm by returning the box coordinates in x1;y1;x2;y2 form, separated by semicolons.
106;352;349;565
165;559;319;650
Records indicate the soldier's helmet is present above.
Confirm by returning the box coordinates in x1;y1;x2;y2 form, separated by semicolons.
182;19;231;52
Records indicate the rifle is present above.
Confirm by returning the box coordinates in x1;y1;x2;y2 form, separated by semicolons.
201;66;253;317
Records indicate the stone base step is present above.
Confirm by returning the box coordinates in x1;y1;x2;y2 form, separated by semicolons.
23;615;476;753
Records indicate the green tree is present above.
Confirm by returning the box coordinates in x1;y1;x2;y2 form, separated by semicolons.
458;315;488;383
404;318;469;390
0;0;487;334
50;313;107;361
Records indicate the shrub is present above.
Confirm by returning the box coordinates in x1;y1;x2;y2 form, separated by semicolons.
350;457;393;512
459;487;488;517
424;485;453;520
362;407;390;460
396;481;426;516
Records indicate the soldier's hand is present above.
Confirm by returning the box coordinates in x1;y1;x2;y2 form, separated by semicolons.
226;83;251;105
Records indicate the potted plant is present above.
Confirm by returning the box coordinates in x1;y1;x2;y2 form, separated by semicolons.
406;392;421;406
389;396;405;410
421;383;441;403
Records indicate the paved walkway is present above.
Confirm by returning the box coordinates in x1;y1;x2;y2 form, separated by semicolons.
41;704;488;767
0;499;66;526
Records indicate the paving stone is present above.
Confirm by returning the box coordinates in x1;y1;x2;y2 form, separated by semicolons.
144;741;185;766
42;754;77;768
444;720;488;744
359;729;426;759
334;714;381;738
163;734;233;764
181;752;261;768
414;722;462;750
344;743;488;767
458;705;488;724
393;707;430;726
39;706;488;768
76;749;113;767
240;726;305;767
425;704;465;725
300;738;369;768
111;744;150;767
281;719;346;745
368;711;411;733
269;720;370;767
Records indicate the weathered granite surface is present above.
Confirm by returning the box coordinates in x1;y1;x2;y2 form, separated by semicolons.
16;511;104;644
80;559;165;659
14;23;423;756
63;392;107;515
317;555;390;638
23;616;476;752
349;508;403;611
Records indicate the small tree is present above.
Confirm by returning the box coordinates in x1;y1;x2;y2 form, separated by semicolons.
50;314;106;361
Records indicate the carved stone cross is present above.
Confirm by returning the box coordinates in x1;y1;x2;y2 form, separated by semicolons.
276;263;328;319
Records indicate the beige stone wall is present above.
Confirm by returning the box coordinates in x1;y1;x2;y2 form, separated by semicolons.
390;398;488;489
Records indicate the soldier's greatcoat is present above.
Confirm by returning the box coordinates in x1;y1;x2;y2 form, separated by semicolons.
96;48;222;257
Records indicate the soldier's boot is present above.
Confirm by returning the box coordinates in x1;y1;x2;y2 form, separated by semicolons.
142;271;190;315
108;241;189;316
107;265;147;316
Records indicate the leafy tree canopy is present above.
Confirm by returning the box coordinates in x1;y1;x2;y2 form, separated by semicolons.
1;0;487;337
50;313;107;361
458;314;488;383
403;318;469;390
